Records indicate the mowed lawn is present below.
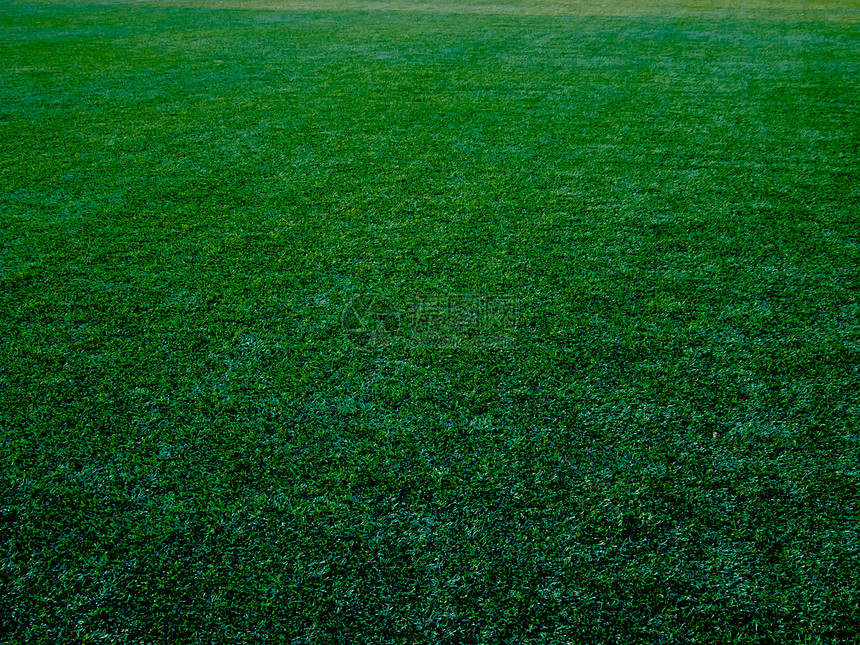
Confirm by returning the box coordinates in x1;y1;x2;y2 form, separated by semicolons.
1;0;859;642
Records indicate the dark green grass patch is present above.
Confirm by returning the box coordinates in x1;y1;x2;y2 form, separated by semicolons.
1;1;859;643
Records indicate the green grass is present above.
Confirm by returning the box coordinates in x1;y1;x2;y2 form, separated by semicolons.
1;0;859;642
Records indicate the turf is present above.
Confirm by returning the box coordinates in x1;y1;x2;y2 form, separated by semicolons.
1;0;859;642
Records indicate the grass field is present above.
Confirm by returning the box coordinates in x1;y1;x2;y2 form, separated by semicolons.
1;0;859;642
